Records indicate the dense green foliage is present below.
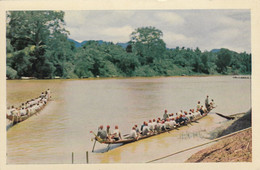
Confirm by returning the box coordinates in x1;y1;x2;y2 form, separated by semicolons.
6;11;251;79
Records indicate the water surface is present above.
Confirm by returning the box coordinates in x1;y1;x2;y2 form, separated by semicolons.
6;76;251;163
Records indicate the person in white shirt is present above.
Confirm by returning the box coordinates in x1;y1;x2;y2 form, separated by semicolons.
152;119;157;130
47;89;51;99
210;99;216;109
177;110;183;116
129;127;139;140
165;118;171;129
112;125;122;141
20;107;26;116
142;122;150;135
148;120;153;131
6;106;12;116
194;109;201;118
155;120;161;132
169;118;176;128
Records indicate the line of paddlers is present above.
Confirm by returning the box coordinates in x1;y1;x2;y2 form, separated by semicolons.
6;89;51;124
91;97;215;145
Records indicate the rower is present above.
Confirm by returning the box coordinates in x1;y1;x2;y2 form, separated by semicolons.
169;118;176;128
6;106;11;116
197;101;201;110
135;124;140;135
148;120;153;131
142;122;150;136
183;111;190;122
177;110;183;116
112;125;121;141
155;119;161;133
210;99;216;109
140;121;146;134
178;115;186;125
20;107;26;116
165;118;171;130
129;127;139;140
195;109;201;118
152;119;157;131
106;125;112;141
40;92;45;98
160;120;166;131
97;125;108;141
47;89;51;100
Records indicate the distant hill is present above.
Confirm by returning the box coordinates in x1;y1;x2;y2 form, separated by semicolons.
68;39;99;47
69;39;223;52
116;42;129;49
210;49;221;53
68;38;82;48
68;38;128;48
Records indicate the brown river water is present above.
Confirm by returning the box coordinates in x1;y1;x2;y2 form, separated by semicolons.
6;76;251;164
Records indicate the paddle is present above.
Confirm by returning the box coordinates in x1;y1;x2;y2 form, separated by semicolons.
215;112;235;120
90;131;98;152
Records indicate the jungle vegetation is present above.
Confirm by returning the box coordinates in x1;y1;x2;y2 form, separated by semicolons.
6;11;251;79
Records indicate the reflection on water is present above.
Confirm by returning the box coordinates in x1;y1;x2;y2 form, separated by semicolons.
6;76;251;164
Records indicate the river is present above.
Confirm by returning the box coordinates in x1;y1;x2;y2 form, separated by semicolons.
6;76;251;164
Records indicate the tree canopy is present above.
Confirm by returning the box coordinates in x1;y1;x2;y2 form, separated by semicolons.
6;11;251;79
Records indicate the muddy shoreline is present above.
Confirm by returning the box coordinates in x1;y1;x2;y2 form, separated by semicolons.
186;110;252;162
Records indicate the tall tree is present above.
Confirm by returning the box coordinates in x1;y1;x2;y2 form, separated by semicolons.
7;11;70;78
129;26;166;65
216;48;232;73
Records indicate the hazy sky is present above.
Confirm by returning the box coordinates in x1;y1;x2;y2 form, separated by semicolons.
64;10;251;53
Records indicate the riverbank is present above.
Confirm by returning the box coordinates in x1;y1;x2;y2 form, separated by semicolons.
186;110;252;162
6;74;251;80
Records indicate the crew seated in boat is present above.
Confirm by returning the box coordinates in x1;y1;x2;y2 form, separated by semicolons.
194;109;201;118
129;126;139;140
142;122;150;136
197;101;201;110
20;107;27;116
165;118;171;130
155;119;161;133
183;111;190;122
111;125;122;141
6;106;10;116
140;121;146;134
160;120;166;131
169;118;177;128
96;125;108;141
188;111;195;121
6;106;14;116
106;125;113;141
199;106;205;115
152;119;157;131
148;120;154;132
210;99;216;109
40;92;45;98
177;110;183;117
134;124;140;135
176;115;186;125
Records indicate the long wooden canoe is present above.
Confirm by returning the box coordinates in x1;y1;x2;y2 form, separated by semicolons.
6;101;50;125
91;109;211;145
7;113;37;124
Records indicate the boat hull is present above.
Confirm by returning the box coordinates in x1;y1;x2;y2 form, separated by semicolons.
95;111;210;145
